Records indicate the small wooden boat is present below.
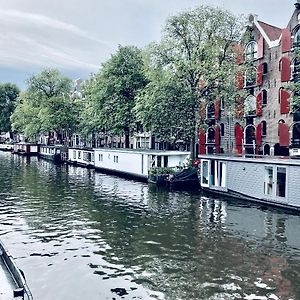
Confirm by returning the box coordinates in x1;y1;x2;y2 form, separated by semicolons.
0;240;33;299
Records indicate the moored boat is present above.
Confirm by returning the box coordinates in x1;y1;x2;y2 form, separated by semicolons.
0;144;13;151
198;154;300;211
94;148;190;182
0;239;33;299
39;145;63;162
12;143;39;156
68;147;95;168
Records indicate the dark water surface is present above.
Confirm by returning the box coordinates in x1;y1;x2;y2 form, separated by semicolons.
0;152;300;300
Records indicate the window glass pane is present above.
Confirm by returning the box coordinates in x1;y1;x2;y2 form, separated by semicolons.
202;161;209;185
264;166;273;195
276;167;286;197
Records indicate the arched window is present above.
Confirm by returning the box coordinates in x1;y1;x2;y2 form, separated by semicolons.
245;41;258;61
244;95;256;116
262;90;268;106
262;62;268;75
206;102;215;119
261;121;267;136
293;26;300;48
207;127;215;143
292;122;300;147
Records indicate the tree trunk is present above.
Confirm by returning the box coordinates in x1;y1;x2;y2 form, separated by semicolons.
124;127;130;148
190;135;196;160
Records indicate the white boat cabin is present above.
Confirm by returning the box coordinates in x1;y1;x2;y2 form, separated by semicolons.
94;148;190;179
68;148;95;167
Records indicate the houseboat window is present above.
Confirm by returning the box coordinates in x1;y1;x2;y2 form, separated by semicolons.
78;151;81;159
114;155;119;163
163;156;168;167
73;150;76;159
91;153;95;162
219;162;227;188
264;166;273;196
202;160;209;186
276;167;286;198
157;156;162;167
99;154;103;162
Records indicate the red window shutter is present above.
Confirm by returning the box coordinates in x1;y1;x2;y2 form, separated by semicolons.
215;125;220;154
256;92;263;117
280;57;291;82
257;35;264;59
278;123;290;146
214;99;220;119
235;71;244;90
280;89;290;114
235;44;244;65
281;28;292;53
199;129;206;154
235;123;243;154
256;64;263;86
256;123;262;146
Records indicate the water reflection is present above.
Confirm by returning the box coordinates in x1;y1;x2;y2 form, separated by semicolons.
0;151;300;300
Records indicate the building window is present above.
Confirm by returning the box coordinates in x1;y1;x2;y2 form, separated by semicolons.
220;123;225;136
261;121;267;136
220;97;225;110
244;95;256;116
206;102;215;119
245;67;257;87
262;90;267;106
262;62;268;75
245;41;258;61
291;58;300;81
293;26;300;48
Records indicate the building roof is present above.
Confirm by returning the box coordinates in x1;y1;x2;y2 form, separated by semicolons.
257;21;282;41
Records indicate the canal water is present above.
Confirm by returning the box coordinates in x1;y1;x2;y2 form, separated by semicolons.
0;152;300;300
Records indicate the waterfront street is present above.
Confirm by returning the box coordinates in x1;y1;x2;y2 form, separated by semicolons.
0;151;300;299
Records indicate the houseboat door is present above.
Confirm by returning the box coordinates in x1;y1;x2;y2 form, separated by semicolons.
264;165;287;199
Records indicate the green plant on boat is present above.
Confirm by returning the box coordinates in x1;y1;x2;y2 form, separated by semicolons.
149;167;175;175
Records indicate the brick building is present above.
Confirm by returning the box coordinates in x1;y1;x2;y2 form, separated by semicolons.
199;1;300;157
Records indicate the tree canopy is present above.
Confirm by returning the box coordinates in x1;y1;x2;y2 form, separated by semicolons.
0;83;20;134
135;5;243;156
11;69;78;142
82;45;148;147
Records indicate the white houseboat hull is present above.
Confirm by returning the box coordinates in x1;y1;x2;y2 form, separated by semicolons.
198;154;300;211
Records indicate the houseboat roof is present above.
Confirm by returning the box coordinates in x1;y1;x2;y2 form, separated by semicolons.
198;154;300;167
94;148;190;156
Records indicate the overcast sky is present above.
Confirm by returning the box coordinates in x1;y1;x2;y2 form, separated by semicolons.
0;0;295;88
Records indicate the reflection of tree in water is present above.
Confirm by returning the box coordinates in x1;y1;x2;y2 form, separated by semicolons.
1;151;300;299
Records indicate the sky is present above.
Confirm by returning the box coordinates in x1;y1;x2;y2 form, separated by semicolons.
0;0;296;88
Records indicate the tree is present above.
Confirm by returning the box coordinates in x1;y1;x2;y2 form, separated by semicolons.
83;45;148;147
11;69;78;143
0;83;20;135
135;6;244;157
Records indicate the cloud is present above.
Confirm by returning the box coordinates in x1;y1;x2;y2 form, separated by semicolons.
0;8;114;71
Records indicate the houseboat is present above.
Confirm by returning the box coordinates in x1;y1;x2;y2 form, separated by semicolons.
68;147;95;168
0;143;13;151
12;143;39;156
198;154;300;211
39;145;63;162
0;239;33;299
93;148;190;181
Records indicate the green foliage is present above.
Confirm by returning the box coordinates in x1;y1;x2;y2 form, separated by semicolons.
0;83;20;133
11;68;77;141
134;5;244;157
289;49;300;111
149;167;175;175
82;45;148;139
